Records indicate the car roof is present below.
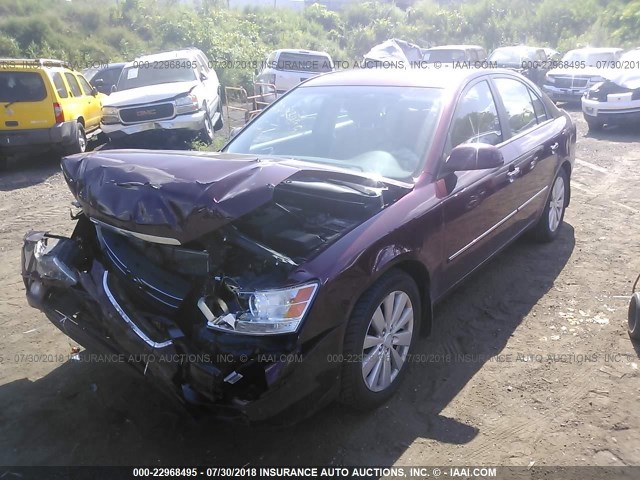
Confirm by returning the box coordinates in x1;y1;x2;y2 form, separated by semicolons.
566;47;623;54
493;45;541;52
272;49;331;56
128;49;203;65
302;67;512;89
426;45;484;51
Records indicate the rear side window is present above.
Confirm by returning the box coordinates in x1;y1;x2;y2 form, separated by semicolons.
276;53;332;73
51;72;68;98
0;72;47;102
494;78;538;135
448;80;503;151
64;72;83;97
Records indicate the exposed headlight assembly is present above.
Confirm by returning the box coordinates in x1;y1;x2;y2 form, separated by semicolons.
200;282;319;335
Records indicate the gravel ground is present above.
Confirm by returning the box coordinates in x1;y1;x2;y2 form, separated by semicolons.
0;109;639;468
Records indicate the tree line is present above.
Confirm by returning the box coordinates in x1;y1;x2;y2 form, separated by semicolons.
0;0;638;89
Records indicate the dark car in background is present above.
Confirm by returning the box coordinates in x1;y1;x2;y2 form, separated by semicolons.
83;62;125;95
488;46;549;85
22;68;575;422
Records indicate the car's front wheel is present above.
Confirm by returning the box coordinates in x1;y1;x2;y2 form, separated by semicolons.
214;98;224;131
200;107;215;143
532;168;568;242
340;270;420;410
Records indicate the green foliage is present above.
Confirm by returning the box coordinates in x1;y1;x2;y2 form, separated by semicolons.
0;0;637;92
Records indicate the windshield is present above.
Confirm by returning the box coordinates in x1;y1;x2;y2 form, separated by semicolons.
424;49;467;63
562;50;617;66
117;60;196;90
621;50;640;62
225;85;443;182
0;72;47;103
489;48;533;64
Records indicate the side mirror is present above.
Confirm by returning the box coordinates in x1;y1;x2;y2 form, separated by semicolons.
91;87;99;96
230;127;242;139
93;79;104;87
445;143;504;172
110;85;117;93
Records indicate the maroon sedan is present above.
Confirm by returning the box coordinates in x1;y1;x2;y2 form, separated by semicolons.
22;68;576;422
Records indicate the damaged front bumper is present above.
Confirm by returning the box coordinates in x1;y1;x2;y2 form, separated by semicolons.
21;231;341;423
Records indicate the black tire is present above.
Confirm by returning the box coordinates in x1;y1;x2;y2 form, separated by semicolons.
63;124;87;156
213;98;224;131
586;117;604;132
340;269;421;410
531;168;568;243
628;293;640;341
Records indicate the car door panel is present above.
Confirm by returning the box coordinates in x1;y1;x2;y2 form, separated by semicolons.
439;79;518;291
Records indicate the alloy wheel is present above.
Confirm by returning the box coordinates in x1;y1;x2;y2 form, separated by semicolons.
548;175;565;232
361;291;414;392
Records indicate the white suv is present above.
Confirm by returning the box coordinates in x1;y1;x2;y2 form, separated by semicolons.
256;49;334;97
101;48;223;143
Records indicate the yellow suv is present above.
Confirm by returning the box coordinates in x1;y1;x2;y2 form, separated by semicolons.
0;58;105;166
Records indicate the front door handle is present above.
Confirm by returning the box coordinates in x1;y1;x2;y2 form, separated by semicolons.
507;166;520;182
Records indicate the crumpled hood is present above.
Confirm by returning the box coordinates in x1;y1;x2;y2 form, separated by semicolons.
104;81;200;107
61;150;305;244
61;150;391;245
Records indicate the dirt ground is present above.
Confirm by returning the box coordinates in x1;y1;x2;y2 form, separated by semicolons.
0;109;639;468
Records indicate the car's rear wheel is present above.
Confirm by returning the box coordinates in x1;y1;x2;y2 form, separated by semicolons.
340;270;420;410
586;117;604;132
531;168;567;242
64;124;87;156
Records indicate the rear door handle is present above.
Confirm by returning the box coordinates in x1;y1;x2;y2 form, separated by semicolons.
550;142;559;154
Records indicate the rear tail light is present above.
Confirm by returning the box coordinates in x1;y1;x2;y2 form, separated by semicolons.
53;103;65;123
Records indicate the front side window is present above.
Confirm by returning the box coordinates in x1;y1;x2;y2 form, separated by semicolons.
494;78;539;135
448;80;502;151
225;85;443;181
78;75;94;95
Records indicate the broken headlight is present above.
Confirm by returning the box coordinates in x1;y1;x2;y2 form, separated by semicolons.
204;283;319;335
